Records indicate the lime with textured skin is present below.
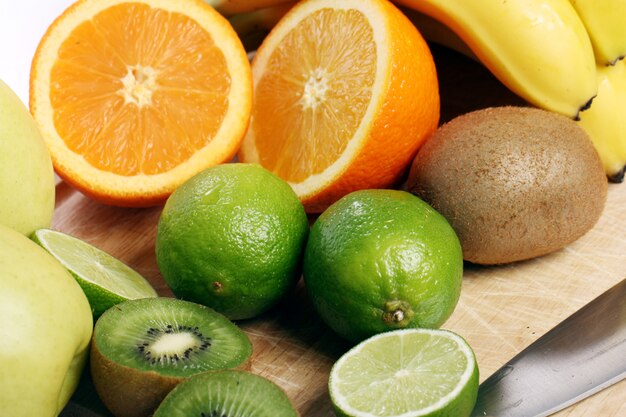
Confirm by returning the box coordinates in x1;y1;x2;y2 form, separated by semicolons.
303;189;463;342
329;328;479;417
31;228;157;317
156;163;309;320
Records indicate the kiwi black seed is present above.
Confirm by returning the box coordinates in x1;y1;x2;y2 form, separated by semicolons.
90;297;253;417
153;370;299;417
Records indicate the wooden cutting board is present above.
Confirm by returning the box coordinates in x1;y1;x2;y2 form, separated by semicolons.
53;46;625;416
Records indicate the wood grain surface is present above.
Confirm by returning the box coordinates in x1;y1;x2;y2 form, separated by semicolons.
53;46;625;416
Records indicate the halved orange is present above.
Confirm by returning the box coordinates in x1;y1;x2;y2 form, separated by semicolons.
30;0;252;207
238;0;440;213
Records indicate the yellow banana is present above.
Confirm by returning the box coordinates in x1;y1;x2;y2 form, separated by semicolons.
203;0;295;17
567;0;626;65
393;0;597;119
577;61;626;182
400;3;626;181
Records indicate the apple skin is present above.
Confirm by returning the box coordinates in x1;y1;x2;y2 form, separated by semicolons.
0;224;93;417
0;79;55;236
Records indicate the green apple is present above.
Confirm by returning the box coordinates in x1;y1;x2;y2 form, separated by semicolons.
0;224;93;417
0;79;55;236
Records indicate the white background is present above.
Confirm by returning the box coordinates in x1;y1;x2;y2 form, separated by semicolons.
0;1;75;106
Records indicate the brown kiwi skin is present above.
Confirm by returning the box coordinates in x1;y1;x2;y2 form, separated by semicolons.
408;106;608;265
90;339;251;417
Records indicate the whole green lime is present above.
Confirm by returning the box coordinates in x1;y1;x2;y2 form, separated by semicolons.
156;163;309;320
303;189;463;342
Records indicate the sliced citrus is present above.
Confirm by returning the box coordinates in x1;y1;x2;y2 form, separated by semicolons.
238;0;440;213
329;328;479;417
30;0;252;207
31;228;157;317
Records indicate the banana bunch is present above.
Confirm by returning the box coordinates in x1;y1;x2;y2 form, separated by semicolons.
206;0;626;181
394;0;626;181
396;0;599;120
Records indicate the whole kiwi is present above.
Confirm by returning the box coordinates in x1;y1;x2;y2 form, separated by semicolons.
407;106;607;265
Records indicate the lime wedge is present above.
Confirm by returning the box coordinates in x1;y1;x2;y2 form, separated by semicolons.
31;228;158;317
329;328;479;417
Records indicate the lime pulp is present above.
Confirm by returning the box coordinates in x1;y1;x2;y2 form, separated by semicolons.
329;328;479;417
31;228;157;316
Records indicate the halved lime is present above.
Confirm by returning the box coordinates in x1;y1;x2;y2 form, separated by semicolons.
329;328;479;417
31;228;157;317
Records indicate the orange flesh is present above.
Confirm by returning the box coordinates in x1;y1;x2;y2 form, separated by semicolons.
252;9;376;183
50;3;231;176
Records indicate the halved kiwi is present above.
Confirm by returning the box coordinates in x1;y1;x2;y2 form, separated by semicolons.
90;297;253;417
153;370;299;417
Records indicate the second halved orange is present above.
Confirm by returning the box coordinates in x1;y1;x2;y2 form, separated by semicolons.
238;0;440;213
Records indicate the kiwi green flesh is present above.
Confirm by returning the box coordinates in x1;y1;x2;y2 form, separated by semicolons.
154;370;299;417
93;297;252;378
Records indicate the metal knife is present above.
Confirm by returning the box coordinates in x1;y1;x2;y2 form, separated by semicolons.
471;277;626;417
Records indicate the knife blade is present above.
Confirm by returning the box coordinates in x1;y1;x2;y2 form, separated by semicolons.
471;277;626;417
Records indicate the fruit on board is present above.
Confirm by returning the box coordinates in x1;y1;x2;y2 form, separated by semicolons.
0;223;93;417
408;106;607;265
90;297;252;417
156;163;309;320
31;228;158;318
238;0;440;213
303;189;463;342
393;0;596;119
29;0;252;207
329;328;479;417
0;80;55;236
153;370;299;417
